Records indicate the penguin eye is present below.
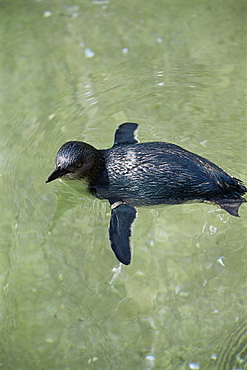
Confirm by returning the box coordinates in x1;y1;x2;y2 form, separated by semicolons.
76;163;82;168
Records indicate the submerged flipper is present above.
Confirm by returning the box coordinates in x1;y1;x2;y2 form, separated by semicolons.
113;122;138;146
109;201;137;265
209;196;246;217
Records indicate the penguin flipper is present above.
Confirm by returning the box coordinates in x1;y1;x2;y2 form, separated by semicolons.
113;122;138;146
109;202;137;265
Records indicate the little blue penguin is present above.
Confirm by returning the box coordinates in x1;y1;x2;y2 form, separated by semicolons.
46;123;246;265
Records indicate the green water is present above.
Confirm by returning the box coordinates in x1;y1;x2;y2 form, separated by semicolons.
0;0;246;369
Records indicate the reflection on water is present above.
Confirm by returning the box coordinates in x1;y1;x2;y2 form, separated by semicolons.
0;0;246;369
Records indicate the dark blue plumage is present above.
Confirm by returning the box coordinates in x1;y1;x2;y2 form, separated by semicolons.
46;123;246;265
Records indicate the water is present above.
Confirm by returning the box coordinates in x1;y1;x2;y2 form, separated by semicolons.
0;1;246;369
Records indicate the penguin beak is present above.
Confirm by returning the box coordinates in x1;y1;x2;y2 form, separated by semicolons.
45;168;68;183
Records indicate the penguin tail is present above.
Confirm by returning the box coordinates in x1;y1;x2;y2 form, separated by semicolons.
208;196;246;217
